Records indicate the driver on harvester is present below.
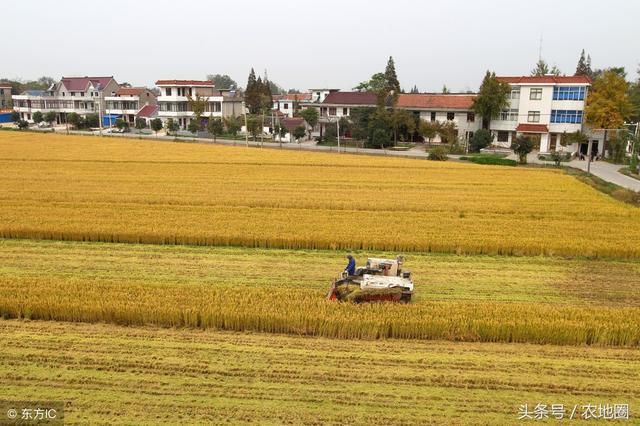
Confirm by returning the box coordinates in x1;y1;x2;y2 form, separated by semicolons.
344;254;356;276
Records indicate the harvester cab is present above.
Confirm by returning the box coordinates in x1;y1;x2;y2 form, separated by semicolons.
327;256;413;303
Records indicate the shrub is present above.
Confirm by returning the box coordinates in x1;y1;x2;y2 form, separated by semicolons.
460;155;516;166
428;147;448;161
469;129;492;153
511;136;533;164
17;120;29;130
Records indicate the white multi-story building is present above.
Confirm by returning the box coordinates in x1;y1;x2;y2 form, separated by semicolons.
104;87;157;126
156;80;243;129
12;76;120;124
491;75;594;154
272;93;312;117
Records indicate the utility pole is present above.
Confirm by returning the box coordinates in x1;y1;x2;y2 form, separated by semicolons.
97;90;103;136
337;117;340;153
243;101;249;147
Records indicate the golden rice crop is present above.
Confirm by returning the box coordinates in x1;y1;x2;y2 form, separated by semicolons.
1;239;639;346
1;132;639;257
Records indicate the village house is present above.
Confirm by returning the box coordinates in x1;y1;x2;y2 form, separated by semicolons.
104;87;158;127
492;75;594;154
12;76;120;124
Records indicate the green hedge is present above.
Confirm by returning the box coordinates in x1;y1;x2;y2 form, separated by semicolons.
460;155;517;166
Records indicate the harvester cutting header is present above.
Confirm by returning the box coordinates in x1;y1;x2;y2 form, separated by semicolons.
327;256;414;303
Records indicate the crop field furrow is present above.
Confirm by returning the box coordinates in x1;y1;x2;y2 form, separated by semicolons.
1;320;638;425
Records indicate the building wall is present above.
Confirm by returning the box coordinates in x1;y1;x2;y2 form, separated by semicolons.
0;87;12;109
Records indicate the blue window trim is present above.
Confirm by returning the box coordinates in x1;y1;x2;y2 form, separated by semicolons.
551;110;583;124
552;86;586;101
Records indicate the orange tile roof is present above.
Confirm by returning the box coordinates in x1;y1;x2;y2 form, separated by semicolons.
155;80;214;87
397;93;476;110
116;87;148;96
497;76;591;84
516;123;549;133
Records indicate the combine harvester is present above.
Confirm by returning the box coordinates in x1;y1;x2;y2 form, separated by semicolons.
327;256;414;303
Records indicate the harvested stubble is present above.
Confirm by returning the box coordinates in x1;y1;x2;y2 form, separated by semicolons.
1;132;640;257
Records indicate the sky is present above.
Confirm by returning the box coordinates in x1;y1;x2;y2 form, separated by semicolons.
4;0;639;92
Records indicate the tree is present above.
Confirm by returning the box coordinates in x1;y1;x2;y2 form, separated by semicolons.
419;120;439;146
150;118;163;135
206;74;238;89
84;114;99;128
629;132;640;174
472;71;511;129
17;120;29;130
560;130;588;148
384;56;401;103
166;118;179;136
350;107;375;142
390;109;416;144
11;111;20;123
32;111;43;123
44;111;57;125
607;130;631;164
135;118;147;130
531;59;560;76
299;108;319;139
115;118;129;132
245;68;261;114
292;125;306;142
207;117;224;142
366;109;392;149
629;67;640;123
410;85;419;94
354;72;386;92
511;135;533;164
469;129;493;152
437;121;458;144
187;119;200;136
224;115;242;139
67;112;80;129
246;115;261;141
187;94;207;130
442;85;450;94
575;49;593;77
585;69;632;157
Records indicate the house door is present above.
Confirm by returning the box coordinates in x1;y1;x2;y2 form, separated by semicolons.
549;134;557;151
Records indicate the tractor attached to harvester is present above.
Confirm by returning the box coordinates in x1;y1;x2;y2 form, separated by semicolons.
326;256;414;303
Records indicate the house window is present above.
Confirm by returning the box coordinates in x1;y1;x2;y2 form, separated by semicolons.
466;112;475;122
510;89;520;99
284;103;289;110
529;88;543;100
527;111;541;122
343;108;348;116
71;92;75;97
499;109;519;121
446;112;455;121
188;88;192;96
320;107;327;116
553;86;586;101
550;110;583;124
166;88;172;96
497;131;509;142
329;107;336;116
0;89;3;95
430;112;436;121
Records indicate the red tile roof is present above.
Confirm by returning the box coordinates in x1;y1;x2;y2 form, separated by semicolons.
281;117;305;131
155;80;214;87
397;93;476;110
497;76;591;84
61;76;114;91
322;91;377;105
116;87;148;96
273;93;312;101
137;104;158;118
516;123;549;133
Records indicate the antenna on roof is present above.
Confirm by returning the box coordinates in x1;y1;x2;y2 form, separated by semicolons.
538;34;543;61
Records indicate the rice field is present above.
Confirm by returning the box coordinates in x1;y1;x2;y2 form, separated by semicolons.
2;239;639;346
1;132;640;257
2;320;638;425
